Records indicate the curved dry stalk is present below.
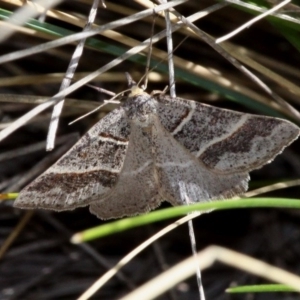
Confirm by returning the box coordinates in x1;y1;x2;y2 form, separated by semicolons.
120;245;300;300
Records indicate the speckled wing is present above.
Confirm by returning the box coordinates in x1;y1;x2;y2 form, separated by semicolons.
90;121;161;219
156;95;300;174
14;107;130;211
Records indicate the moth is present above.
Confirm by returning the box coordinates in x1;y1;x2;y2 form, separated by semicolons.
14;75;300;219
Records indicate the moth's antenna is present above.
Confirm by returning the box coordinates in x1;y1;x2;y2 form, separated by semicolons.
87;84;116;97
68;89;129;126
137;35;188;94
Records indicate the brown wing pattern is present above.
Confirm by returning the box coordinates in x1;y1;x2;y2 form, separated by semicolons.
157;95;300;174
14;107;130;211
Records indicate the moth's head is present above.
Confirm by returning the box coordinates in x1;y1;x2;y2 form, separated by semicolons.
123;73;157;125
125;72;146;97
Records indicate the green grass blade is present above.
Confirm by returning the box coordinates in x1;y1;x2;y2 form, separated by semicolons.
227;283;298;293
72;198;300;242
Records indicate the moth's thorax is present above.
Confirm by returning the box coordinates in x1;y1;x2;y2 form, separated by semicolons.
123;91;158;126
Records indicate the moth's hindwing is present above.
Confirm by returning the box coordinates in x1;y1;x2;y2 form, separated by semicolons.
90;121;161;219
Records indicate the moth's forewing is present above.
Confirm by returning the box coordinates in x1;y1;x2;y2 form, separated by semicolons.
157;95;300;173
14;108;130;211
